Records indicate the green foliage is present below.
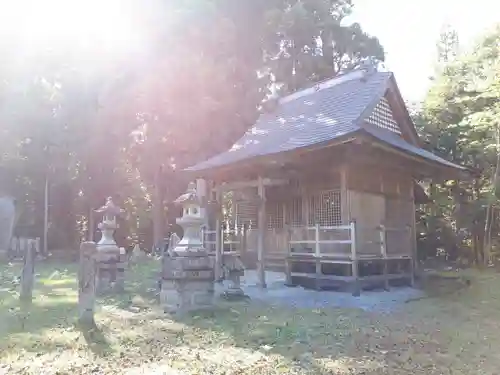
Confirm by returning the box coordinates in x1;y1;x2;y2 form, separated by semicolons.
264;0;385;93
416;25;500;263
0;1;385;250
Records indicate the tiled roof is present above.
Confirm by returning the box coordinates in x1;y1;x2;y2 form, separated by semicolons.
186;69;465;173
364;127;467;170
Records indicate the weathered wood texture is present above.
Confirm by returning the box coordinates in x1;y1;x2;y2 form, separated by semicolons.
78;242;97;326
344;159;414;257
349;191;385;256
211;147;417;272
257;177;267;288
20;240;36;302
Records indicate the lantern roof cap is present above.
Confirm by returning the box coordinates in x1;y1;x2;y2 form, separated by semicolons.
174;182;199;205
95;197;124;215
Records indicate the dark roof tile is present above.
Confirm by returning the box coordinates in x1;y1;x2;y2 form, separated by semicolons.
186;69;465;173
188;70;391;171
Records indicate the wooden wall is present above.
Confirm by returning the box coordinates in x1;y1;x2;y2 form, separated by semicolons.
346;162;414;256
241;169;348;258
222;158;416;262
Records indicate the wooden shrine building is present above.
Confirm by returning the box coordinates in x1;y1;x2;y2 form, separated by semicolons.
185;66;468;294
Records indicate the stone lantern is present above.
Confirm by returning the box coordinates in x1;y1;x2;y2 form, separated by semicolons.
174;182;204;252
160;182;215;314
95;197;124;249
93;197;127;294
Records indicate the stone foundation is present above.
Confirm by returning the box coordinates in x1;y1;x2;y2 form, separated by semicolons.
95;248;127;294
160;253;214;314
160;279;214;313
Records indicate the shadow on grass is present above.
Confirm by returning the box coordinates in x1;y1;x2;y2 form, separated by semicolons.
170;300;366;374
0;299;78;335
0;261;79;338
99;260;161;309
79;322;113;356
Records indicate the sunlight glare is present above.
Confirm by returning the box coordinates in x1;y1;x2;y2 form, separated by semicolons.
0;0;145;59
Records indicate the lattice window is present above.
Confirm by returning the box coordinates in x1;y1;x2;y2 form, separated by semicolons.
308;190;342;226
367;97;401;134
285;197;303;227
266;201;284;229
235;200;258;229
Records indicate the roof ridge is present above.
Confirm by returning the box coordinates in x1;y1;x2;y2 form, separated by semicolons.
279;70;366;105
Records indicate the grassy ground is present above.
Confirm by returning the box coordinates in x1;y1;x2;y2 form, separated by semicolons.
0;259;498;374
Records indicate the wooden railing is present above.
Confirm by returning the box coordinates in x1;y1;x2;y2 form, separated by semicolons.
377;225;413;258
284;222;356;284
202;227;246;280
283;222;413;287
288;222;356;257
9;237;41;259
201;222;414;288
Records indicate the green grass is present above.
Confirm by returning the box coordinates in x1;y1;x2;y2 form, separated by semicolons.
0;259;498;374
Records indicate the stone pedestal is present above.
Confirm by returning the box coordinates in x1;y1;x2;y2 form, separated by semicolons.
161;249;214;314
79;242;97;326
20;241;36;303
95;248;127;294
0;196;15;262
222;254;246;299
93;197;126;294
161;182;216;314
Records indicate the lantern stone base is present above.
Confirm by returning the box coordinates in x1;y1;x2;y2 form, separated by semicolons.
160;252;215;314
221;254;247;299
222;269;246;298
95;247;127;294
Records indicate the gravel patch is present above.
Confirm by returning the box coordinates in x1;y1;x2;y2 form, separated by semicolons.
216;270;424;313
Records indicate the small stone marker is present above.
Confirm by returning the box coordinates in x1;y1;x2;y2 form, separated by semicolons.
221;254;247;300
20;240;36;302
79;242;97;327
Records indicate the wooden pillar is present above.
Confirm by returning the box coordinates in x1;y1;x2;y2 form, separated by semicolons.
284;224;292;286
300;184;309;227
340;165;349;224
408;225;415;287
20;240;36;303
78;242;97;327
379;225;389;291
257;176;267;288
350;220;360;296
314;223;321;290
241;224;247;256
89;207;95;242
214;187;223;282
409;180;417;284
35;237;41;257
196;179;209;228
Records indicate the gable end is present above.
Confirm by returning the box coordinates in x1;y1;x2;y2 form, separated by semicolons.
366;97;401;135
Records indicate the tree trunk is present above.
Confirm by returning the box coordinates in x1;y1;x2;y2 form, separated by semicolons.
483;125;500;265
43;174;49;256
321;30;334;78
152;166;164;248
89;206;95;242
